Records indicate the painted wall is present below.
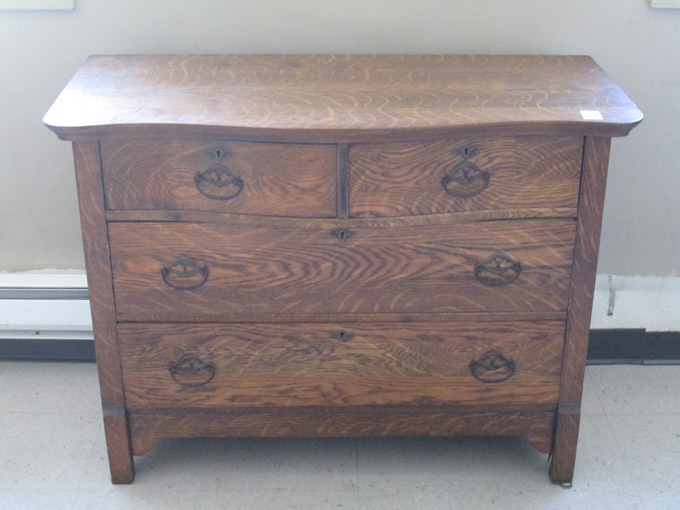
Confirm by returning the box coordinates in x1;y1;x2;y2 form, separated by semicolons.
1;0;678;274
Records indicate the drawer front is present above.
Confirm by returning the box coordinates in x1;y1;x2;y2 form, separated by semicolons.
349;136;582;217
119;321;565;409
109;220;576;320
101;139;337;217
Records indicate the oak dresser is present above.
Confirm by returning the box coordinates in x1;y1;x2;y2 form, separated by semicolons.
43;55;642;484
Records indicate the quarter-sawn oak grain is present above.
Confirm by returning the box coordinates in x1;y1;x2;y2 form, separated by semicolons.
109;220;576;320
128;407;556;457
118;321;565;409
102;139;337;217
349;135;582;217
43;54;643;485
550;137;612;484
72;141;134;484
43;55;643;142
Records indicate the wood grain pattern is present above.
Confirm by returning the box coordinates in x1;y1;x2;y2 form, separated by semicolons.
103;412;135;484
550;136;612;484
109;220;576;320
349;136;582;217
71;141;134;483
549;406;580;484
106;207;579;225
128;407;556;456
337;144;349;218
118;321;565;409
44;55;643;484
43;55;643;142
101;139;336;217
117;311;566;324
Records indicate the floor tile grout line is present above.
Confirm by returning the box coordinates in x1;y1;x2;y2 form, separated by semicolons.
602;412;647;504
76;420;104;497
586;367;607;416
591;364;662;504
356;437;360;509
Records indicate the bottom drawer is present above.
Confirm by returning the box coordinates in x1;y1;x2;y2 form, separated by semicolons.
119;321;565;410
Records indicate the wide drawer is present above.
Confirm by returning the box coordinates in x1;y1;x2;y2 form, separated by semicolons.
349;136;582;217
101;139;337;217
119;321;565;409
109;219;576;320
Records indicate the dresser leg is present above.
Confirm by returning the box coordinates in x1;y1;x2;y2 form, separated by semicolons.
549;405;580;485
103;411;135;484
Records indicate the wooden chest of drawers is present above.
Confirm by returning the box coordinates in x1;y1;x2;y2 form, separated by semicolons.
44;55;642;485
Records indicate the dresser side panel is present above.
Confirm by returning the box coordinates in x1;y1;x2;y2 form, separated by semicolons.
72;140;134;483
550;136;611;485
559;136;611;404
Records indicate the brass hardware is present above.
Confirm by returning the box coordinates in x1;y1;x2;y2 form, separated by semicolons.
330;229;355;241
161;256;209;290
456;145;478;159
205;148;231;160
330;330;355;342
474;252;522;287
469;351;516;383
195;165;243;201
442;145;489;198
168;355;216;387
442;163;490;198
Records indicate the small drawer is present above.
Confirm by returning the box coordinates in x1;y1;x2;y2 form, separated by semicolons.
101;139;337;217
349;136;582;217
109;219;576;321
119;321;565;409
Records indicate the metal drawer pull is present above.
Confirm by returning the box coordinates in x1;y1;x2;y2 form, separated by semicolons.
441;145;490;198
469;351;516;383
195;165;243;201
474;252;522;287
330;229;355;241
330;330;355;342
161;256;209;290
168;355;216;387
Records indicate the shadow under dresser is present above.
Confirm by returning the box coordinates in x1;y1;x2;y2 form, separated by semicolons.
43;54;643;484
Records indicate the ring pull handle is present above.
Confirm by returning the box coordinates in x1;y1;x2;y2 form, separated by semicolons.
195;165;243;201
161;256;209;290
168;354;216;387
441;145;490;198
469;351;516;383
474;252;522;287
330;330;355;342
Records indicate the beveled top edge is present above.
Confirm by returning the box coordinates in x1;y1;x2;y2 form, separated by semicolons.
44;54;643;141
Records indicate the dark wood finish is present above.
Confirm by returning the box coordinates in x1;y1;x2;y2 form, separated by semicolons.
350;136;582;217
128;406;556;456
101;139;336;217
109;220;576;320
549;405;581;485
550;137;612;484
45;55;642;484
43;55;643;142
337;144;349;218
114;311;566;324
103;411;135;484
118;321;565;409
106;207;579;224
71;141;134;484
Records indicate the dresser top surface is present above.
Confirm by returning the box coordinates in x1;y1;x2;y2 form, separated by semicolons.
44;54;642;142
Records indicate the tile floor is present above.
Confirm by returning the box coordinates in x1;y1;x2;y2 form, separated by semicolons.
0;362;678;509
